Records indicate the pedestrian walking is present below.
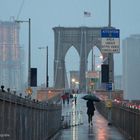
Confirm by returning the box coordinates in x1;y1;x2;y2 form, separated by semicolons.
61;94;67;104
1;85;5;92
86;100;95;126
73;94;77;104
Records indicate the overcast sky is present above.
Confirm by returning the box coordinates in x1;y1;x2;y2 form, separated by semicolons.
0;0;140;86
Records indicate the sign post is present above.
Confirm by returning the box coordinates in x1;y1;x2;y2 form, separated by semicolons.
106;82;113;125
101;28;120;125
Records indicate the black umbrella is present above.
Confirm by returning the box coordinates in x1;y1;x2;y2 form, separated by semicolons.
82;94;100;102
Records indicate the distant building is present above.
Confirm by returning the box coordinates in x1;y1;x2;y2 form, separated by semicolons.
114;75;122;90
122;34;140;100
0;20;25;92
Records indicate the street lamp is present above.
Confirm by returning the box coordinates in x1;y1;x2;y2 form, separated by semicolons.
71;78;76;89
92;54;103;71
91;47;103;71
15;18;31;88
38;46;49;88
75;81;79;90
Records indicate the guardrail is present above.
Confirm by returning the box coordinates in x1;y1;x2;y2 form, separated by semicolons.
0;91;62;140
96;101;140;140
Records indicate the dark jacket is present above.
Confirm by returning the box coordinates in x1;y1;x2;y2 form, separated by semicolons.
87;100;95;115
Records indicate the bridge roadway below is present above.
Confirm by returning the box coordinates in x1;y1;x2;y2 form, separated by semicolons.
53;94;126;140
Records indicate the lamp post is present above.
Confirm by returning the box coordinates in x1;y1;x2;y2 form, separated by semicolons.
38;46;49;88
91;51;103;71
71;78;76;89
91;50;103;91
15;18;31;88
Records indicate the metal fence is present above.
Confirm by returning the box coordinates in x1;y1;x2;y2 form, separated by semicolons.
0;91;62;140
96;101;140;140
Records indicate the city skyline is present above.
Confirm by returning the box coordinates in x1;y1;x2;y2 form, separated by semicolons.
0;0;140;86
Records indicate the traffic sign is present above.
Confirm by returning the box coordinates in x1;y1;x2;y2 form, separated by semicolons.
105;99;112;108
25;87;32;95
106;83;112;91
101;29;120;53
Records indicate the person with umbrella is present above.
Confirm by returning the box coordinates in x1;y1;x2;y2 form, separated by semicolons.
86;100;95;126
82;93;100;126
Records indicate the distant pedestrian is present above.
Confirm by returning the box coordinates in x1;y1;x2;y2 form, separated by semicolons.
86;100;95;126
67;95;70;104
73;94;77;105
1;85;5;92
70;94;73;98
7;88;10;92
61;94;67;104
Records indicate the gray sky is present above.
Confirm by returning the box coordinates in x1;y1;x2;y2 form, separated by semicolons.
0;0;140;86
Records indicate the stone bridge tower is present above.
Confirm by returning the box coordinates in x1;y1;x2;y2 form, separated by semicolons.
53;26;114;92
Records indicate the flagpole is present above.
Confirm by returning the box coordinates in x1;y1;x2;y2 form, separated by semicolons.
108;0;111;27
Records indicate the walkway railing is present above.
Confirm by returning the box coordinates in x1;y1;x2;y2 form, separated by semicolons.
0;91;62;140
96;101;140;140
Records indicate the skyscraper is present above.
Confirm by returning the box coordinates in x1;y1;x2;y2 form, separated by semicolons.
0;20;24;92
114;75;122;90
122;34;140;100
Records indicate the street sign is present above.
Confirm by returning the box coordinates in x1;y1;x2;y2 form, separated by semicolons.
106;83;112;91
25;87;32;95
105;99;112;108
86;71;99;78
101;29;120;53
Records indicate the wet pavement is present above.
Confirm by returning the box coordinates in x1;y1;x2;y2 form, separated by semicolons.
55;94;126;140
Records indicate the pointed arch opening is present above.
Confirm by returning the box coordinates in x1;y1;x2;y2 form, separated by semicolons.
87;45;103;71
65;46;80;89
87;45;103;91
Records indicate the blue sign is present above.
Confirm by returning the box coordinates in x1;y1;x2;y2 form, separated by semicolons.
101;29;120;38
101;28;120;53
106;83;112;91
